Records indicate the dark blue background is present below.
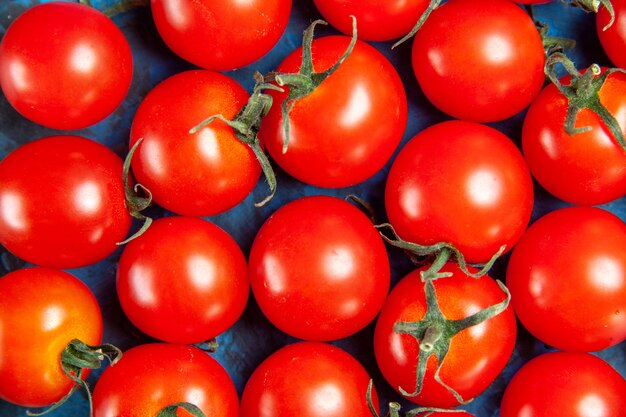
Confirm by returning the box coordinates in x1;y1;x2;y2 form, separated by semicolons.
1;1;624;416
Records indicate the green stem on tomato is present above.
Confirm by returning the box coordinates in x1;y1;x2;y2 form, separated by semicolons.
156;403;207;417
392;0;443;49
545;52;626;151
562;0;615;30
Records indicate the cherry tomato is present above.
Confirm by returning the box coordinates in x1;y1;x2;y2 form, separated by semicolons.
248;195;390;341
411;0;545;122
385;120;534;264
312;0;429;41
240;342;379;417
92;343;238;417
130;70;261;216
259;35;407;188
0;135;132;269
500;351;626;417
506;206;626;352
597;0;626;69
522;69;626;205
151;0;291;71
0;2;132;129
116;216;249;344
374;263;516;407
0;268;102;407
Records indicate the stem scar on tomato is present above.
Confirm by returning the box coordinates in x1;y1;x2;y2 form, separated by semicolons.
375;223;505;281
263;16;358;153
190;72;282;207
27;340;122;417
545;52;626;150
118;138;153;245
395;279;511;404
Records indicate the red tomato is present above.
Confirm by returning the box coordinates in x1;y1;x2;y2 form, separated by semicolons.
116;216;249;344
0;135;132;269
506;206;626;352
597;0;626;69
522;69;626;205
0;268;102;407
385;120;534;264
411;0;545;122
374;263;516;407
240;342;379;417
259;35;407;188
312;0;429;41
92;343;238;417
130;70;261;216
0;2;132;129
500;351;626;417
151;0;291;71
248;195;390;341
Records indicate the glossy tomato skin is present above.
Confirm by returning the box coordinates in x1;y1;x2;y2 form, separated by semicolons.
259;36;407;188
248;195;390;341
597;1;626;69
116;216;249;344
0;136;132;268
522;70;626;205
411;0;545;122
374;263;516;407
385;120;534;264
506;206;626;352
0;268;102;407
500;351;626;417
151;0;291;71
92;343;238;417
240;342;379;417
130;70;261;216
312;0;429;41
0;2;132;129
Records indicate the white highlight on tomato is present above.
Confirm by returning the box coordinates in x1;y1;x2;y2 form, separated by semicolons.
466;168;501;207
0;191;26;231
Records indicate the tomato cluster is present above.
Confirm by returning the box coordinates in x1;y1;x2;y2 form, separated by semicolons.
0;1;625;417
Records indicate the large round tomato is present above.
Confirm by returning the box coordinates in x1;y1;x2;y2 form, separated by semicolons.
240;342;379;417
411;0;545;122
597;0;626;69
259;35;407;188
151;0;291;71
92;343;239;417
0;268;102;407
385;120;534;264
0;135;132;269
506;206;626;352
129;70;261;216
248;195;390;341
312;0;429;41
374;263;516;407
116;216;249;345
500;351;626;417
0;2;132;129
522;69;626;205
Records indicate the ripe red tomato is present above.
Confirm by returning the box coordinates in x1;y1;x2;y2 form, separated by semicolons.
259;35;407;188
522;69;626;205
0;135;132;269
312;0;429;41
500;351;626;417
597;0;626;69
385;120;534;264
374;263;516;407
92;343;238;417
0;268;102;407
248;195;390;341
240;342;379;417
411;0;545;122
506;206;626;352
0;2;132;129
116;216;249;344
151;0;291;71
130;70;261;216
